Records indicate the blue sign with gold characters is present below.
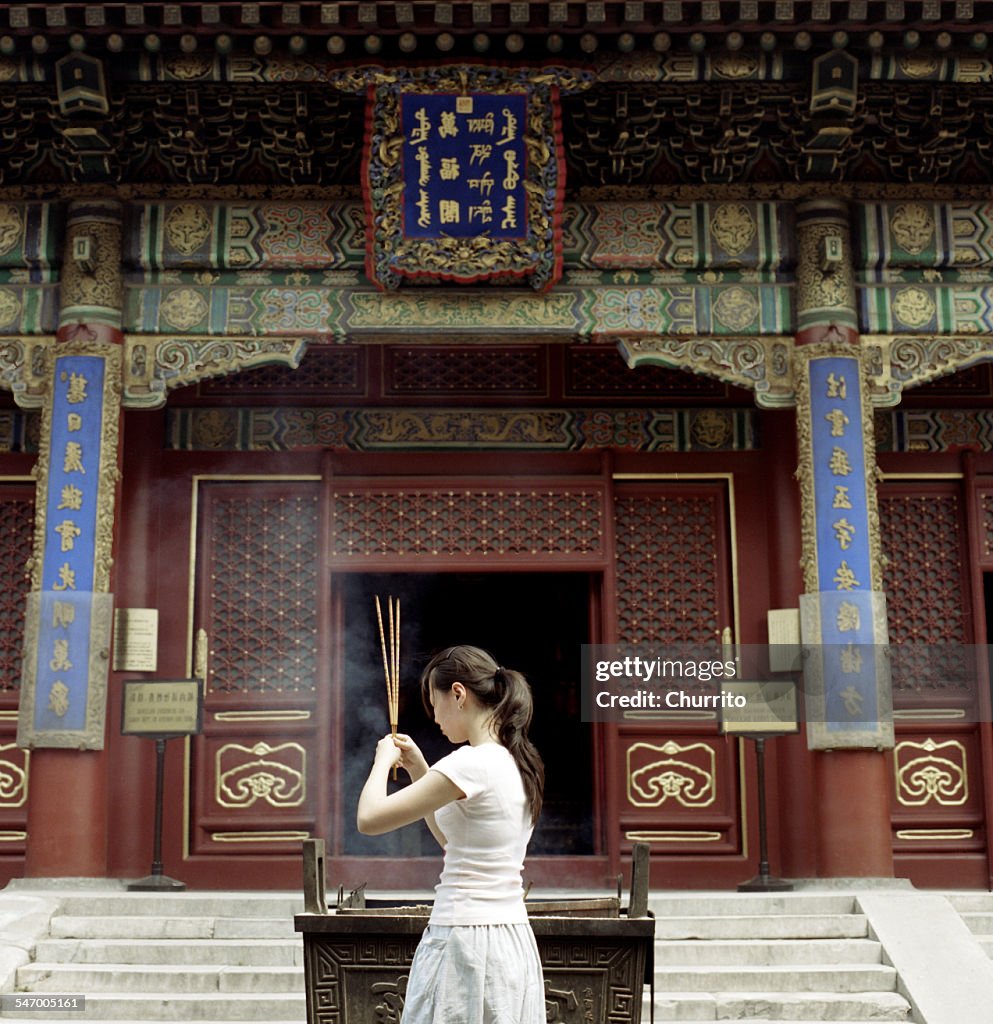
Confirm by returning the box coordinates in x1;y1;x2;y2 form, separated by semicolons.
803;353;893;749
34;355;104;734
18;351;117;750
401;93;527;241
361;65;585;290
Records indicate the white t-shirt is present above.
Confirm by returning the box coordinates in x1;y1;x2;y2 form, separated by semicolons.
428;742;533;926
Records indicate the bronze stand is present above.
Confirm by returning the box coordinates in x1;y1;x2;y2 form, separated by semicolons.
127;738;186;892
738;737;793;893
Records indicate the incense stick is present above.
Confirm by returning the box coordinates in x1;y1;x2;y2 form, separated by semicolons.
375;594;400;780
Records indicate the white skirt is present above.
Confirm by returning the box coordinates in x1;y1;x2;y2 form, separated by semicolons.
401;922;545;1024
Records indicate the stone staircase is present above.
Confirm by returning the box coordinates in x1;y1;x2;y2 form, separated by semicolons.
2;892;306;1023
646;892;912;1022
0;889;918;1023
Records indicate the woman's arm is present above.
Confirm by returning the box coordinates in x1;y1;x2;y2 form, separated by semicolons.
392;733;449;848
357;734;463;837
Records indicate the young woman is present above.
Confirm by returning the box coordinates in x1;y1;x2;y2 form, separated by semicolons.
357;644;545;1024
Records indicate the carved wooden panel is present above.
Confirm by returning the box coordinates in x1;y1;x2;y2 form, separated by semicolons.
383;345;547;397
891;731;985;855
618;733;740;855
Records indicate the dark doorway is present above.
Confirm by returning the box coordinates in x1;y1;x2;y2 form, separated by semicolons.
337;571;595;859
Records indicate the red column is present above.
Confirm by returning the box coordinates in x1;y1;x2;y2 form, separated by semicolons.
23;200;124;877
794;199;894;878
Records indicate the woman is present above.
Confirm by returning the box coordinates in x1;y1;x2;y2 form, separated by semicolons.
357;644;545;1024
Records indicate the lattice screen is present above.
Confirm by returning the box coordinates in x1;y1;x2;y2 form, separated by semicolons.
614;488;727;644
201;488;320;695
331;487;605;560
879;487;971;695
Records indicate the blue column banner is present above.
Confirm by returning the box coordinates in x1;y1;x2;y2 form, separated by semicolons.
18;352;119;750
801;354;893;750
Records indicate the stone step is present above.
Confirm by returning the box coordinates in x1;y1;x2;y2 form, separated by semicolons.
0;993;306;1021
47;916;297;941
51;895;303;919
33;938;302;967
15;963;304;995
943;892;993;914
647;894;858;917
644;990;912;1021
654;913;869;941
653;964;897;994
958;911;993;934
654;938;882;966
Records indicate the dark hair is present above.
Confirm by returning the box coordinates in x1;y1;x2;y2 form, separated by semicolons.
420;644;544;825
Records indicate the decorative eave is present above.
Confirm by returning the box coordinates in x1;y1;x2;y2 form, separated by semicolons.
2;2;993;61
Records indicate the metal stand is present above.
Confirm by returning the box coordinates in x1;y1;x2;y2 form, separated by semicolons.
128;738;186;892
737;737;793;893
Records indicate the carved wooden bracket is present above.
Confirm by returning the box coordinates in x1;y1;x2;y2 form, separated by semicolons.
618;332;993;409
122;335;308;409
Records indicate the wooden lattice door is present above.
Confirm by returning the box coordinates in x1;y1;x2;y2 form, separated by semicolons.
879;478;989;886
190;480;325;877
606;479;749;887
0;483;34;877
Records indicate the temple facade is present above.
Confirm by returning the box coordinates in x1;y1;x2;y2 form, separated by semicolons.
1;2;993;891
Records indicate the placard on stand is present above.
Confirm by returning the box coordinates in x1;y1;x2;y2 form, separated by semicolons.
721;680;799;893
121;679;203;892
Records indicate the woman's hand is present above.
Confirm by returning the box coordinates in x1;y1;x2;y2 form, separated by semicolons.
392;733;430;780
374;733;402;770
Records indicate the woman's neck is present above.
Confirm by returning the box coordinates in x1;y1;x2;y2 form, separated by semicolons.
465;713;499;746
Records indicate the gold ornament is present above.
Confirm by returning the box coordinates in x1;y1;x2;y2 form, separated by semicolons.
160;287;209;330
898;55;940;78
0;204;23;256
691;409;733;449
165;203;213;256
890;203;935;256
710;203;756;257
713;286;759;331
892;286;936;328
711;54;760;80
0;287;22;328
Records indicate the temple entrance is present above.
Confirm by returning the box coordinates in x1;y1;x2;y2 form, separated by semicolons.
336;571;596;860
